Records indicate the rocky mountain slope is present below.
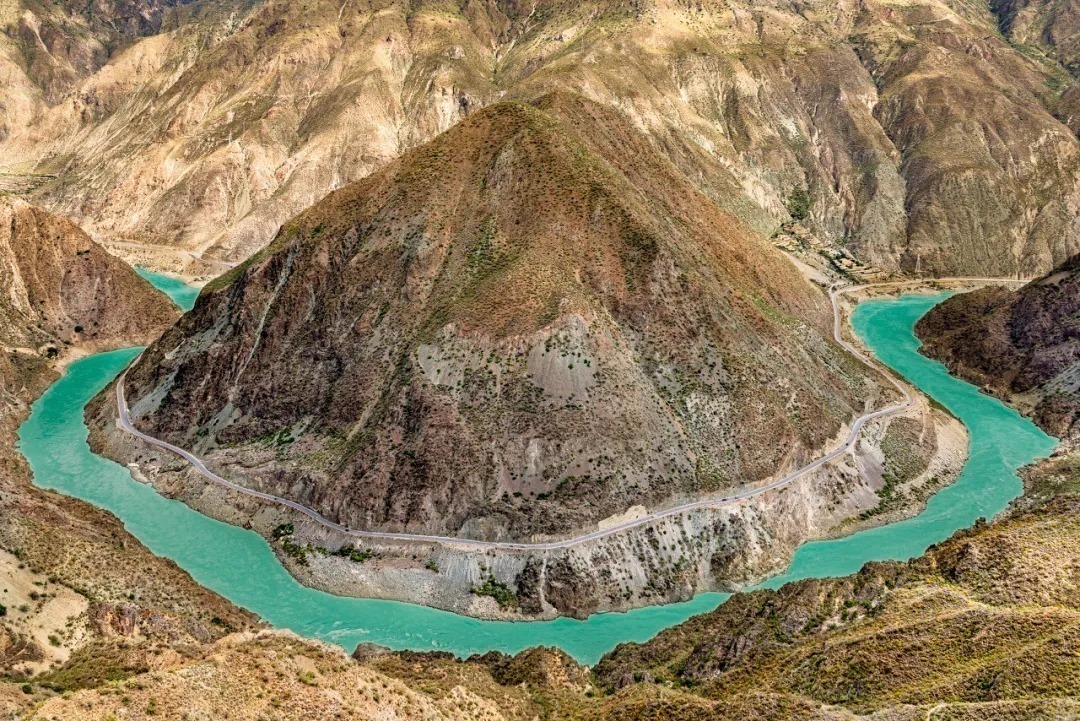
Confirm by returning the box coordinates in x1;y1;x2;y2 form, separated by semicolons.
590;458;1080;718
0;0;243;130
0;198;256;695
109;94;882;541
916;254;1080;441
7;454;1079;720
2;0;1079;276
85;94;970;619
0;195;178;353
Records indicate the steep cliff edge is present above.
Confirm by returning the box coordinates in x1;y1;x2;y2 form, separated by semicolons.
916;256;1080;442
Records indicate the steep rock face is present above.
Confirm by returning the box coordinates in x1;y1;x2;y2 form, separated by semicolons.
114;94;882;541
2;0;1078;276
916;258;1080;441
0;196;178;352
2;0;508;266
1060;80;1080;134
986;0;1080;132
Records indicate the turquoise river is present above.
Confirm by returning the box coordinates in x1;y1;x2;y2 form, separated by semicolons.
16;273;1058;665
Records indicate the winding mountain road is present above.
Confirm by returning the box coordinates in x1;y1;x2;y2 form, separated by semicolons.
115;278;1020;551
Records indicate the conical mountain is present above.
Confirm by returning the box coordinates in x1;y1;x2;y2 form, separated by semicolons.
117;93;883;540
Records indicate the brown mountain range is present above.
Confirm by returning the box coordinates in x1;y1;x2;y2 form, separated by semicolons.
2;0;1079;276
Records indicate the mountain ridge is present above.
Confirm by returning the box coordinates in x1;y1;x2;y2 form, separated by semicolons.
3;0;1079;277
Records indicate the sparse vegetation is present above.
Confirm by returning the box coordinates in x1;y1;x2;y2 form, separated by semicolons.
334;544;373;563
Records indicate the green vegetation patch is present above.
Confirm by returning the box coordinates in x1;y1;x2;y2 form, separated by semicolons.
334;544;373;563
787;187;811;220
38;642;149;691
471;569;517;608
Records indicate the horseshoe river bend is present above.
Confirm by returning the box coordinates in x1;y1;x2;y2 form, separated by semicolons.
15;272;1057;665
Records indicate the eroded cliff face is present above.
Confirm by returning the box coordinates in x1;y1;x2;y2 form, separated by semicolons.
991;0;1079;72
89;375;964;619
2;0;1079;276
916;256;1080;442
0;0;232;143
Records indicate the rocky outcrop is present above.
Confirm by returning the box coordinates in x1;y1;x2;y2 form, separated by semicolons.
916;257;1080;441
0;195;179;352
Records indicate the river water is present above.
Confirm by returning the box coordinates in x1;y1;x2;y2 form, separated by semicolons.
134;268;200;312
15;279;1057;665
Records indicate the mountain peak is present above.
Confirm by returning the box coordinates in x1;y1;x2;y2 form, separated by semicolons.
119;93;876;542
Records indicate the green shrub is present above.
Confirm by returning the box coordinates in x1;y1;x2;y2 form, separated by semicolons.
787;187;811;220
471;571;517;608
334;544;373;563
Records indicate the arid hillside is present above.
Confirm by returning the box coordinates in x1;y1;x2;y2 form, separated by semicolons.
589;457;1080;718
7;453;1079;720
0;198;255;696
917;254;1080;442
0;196;178;353
2;0;1078;276
107;93;883;542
